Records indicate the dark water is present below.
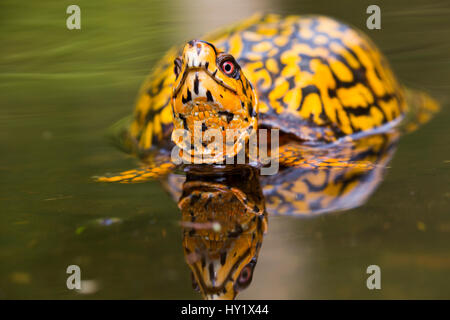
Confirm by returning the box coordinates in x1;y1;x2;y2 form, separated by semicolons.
0;0;449;299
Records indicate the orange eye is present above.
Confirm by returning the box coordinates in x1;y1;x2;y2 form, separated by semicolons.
221;61;235;75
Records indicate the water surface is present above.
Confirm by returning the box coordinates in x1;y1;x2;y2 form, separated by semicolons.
0;0;449;299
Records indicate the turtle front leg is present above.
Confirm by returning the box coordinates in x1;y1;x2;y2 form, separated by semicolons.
94;154;176;183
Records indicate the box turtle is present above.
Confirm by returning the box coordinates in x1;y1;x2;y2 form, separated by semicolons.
97;13;438;183
96;13;440;300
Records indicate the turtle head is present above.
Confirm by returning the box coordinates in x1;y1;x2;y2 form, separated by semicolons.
171;40;258;164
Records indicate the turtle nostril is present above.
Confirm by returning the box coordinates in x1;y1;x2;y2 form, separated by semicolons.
188;39;201;47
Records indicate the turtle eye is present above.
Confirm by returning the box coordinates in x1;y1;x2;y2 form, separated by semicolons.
174;57;182;78
217;54;239;79
221;61;235;75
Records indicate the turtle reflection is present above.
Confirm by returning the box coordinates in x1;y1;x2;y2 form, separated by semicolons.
177;167;266;300
163;131;399;300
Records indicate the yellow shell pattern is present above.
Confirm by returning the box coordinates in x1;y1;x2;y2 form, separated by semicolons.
129;14;406;152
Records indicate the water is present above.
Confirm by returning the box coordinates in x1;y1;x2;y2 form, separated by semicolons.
0;0;449;299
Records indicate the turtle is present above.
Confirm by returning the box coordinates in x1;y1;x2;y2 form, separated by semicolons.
96;13;439;183
94;13;440;300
